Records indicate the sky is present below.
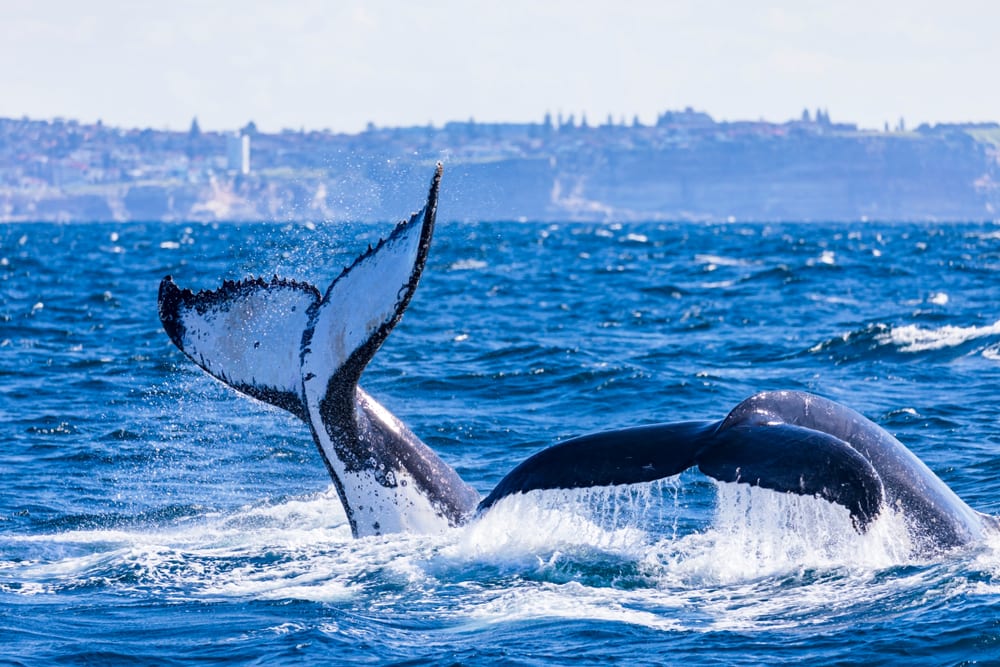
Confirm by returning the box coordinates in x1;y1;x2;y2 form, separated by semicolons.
2;1;997;134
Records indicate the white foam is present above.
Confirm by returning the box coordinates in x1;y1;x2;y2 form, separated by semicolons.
806;250;836;266
461;582;681;631
967;528;1000;595
694;254;749;267
2;487;355;599
699;279;737;288
439;482;939;632
879;319;1000;352
4;480;989;633
449;258;488;271
968;229;1000;240
806;293;860;306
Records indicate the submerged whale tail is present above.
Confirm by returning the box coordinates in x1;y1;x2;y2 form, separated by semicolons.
159;165;479;537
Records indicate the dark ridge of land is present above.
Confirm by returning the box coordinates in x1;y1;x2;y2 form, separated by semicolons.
1;110;998;223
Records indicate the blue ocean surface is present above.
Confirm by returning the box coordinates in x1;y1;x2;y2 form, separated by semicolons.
2;218;1000;665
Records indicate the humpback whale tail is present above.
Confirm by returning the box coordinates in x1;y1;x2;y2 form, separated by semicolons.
159;165;480;537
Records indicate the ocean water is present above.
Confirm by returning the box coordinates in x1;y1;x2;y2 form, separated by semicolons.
2;218;1000;665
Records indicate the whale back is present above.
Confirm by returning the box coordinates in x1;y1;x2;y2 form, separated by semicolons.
721;391;986;548
480;410;886;530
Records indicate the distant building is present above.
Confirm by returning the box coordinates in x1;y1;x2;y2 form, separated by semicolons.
226;132;250;174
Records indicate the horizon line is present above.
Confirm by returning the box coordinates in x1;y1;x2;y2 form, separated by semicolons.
6;108;999;137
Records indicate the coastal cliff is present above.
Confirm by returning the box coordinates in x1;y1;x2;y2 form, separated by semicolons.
2;112;997;222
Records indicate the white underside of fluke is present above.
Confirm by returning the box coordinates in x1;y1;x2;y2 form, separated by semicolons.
300;208;428;393
312;417;454;537
169;279;317;400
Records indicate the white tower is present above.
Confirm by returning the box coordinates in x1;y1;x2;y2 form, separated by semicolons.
226;132;250;175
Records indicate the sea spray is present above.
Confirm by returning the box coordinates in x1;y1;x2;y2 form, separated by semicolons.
682;483;915;582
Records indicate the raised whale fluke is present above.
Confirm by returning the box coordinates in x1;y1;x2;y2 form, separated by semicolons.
159;164;480;537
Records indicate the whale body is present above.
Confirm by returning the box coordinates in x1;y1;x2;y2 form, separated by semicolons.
158;165;995;550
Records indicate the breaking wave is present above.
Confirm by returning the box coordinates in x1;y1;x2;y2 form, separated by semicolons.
808;320;1000;360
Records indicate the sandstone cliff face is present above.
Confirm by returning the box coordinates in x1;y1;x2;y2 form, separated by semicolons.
567;132;997;221
433;132;997;222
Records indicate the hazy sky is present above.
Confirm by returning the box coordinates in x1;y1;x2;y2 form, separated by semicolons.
3;1;996;133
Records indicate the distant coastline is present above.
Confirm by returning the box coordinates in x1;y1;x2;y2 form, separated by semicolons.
1;109;998;223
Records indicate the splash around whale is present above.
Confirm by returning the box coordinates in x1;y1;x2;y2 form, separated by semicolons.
158;164;997;552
